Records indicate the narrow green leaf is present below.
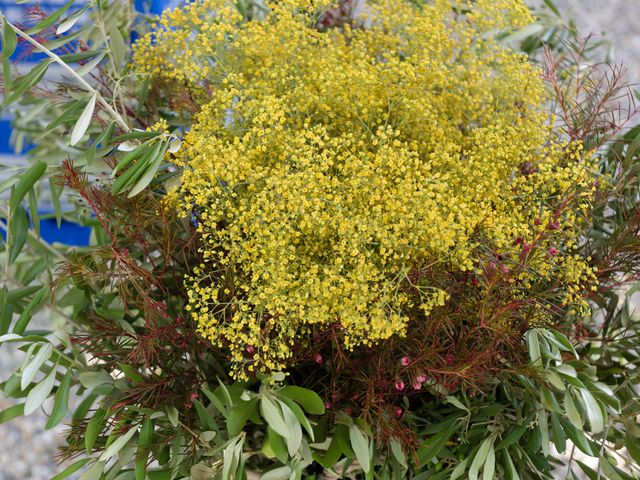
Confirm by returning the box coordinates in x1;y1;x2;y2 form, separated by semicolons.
260;395;290;438
0;403;25;423
2;59;53;107
13;286;46;335
57;6;88;35
70;94;97;146
109;24;127;69
417;419;459;464
469;437;493;480
128;141;169;197
10;161;47;214
25;0;74;35
85;407;107;453
227;398;258;436
28;188;40;237
278;396;314;440
278;386;325;415
45;369;72;429
280;400;302;456
482;442;495;480
25;365;57;415
51;458;90;480
349;425;371;473
99;425;138;461
267;426;289;464
135;418;154;480
2;22;17;91
21;343;53;390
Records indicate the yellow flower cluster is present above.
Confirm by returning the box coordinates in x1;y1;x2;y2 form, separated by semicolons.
135;0;597;378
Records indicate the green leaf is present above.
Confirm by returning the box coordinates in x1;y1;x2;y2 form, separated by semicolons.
469;437;494;480
227;398;258;436
21;343;53;390
278;396;314;440
109;24;127;70
57;6;88;35
349;425;371;473
2;22;17;91
417;418;459;464
25;365;57;415
450;458;469;480
482;442;496;480
564;390;583;429
496;421;530;450
267;426;289;464
79;370;113;389
45;369;72;429
128;141;169;197
13;287;46;335
135;418;154;480
278;385;325;414
70;94;97;146
49;177;63;228
8;205;29;264
25;0;74;35
525;329;542;367
86;407;108;453
260;395;290;438
10;161;47;214
390;438;407;469
2;59;53;107
579;388;604;434
280;400;302;456
260;466;292;480
0;403;25;423
99;425;138;461
558;417;594;456
51;458;90;480
28;188;39;237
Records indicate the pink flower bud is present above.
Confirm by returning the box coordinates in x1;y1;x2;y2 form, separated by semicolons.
314;353;323;364
324;402;332;410
548;220;560;230
548;247;559;256
416;374;427;384
246;345;255;354
395;407;404;417
522;243;532;254
412;381;422;390
400;356;411;367
534;217;541;225
395;380;405;392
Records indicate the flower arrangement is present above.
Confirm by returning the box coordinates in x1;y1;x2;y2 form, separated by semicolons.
1;0;640;479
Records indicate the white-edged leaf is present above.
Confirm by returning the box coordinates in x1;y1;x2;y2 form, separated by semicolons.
261;396;290;438
70;94;96;146
21;343;53;390
0;333;23;343
260;466;292;480
56;6;87;35
78;370;113;388
450;458;468;480
580;389;604;433
525;330;542;366
99;425;138;461
349;425;371;473
504;449;520;480
76;52;106;77
469;437;493;480
482;442;496;480
168;139;182;153
24;366;57;414
280;401;302;456
564;391;583;429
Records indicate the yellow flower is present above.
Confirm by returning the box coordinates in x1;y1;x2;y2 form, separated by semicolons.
136;0;596;379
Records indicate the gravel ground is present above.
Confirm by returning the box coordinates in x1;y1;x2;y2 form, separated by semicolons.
0;1;639;479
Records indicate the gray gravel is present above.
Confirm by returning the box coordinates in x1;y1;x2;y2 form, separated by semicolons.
1;1;639;479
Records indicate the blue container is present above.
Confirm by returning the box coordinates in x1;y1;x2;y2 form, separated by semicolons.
1;1;176;246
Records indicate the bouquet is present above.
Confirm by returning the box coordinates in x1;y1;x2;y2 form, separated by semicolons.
1;0;640;478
